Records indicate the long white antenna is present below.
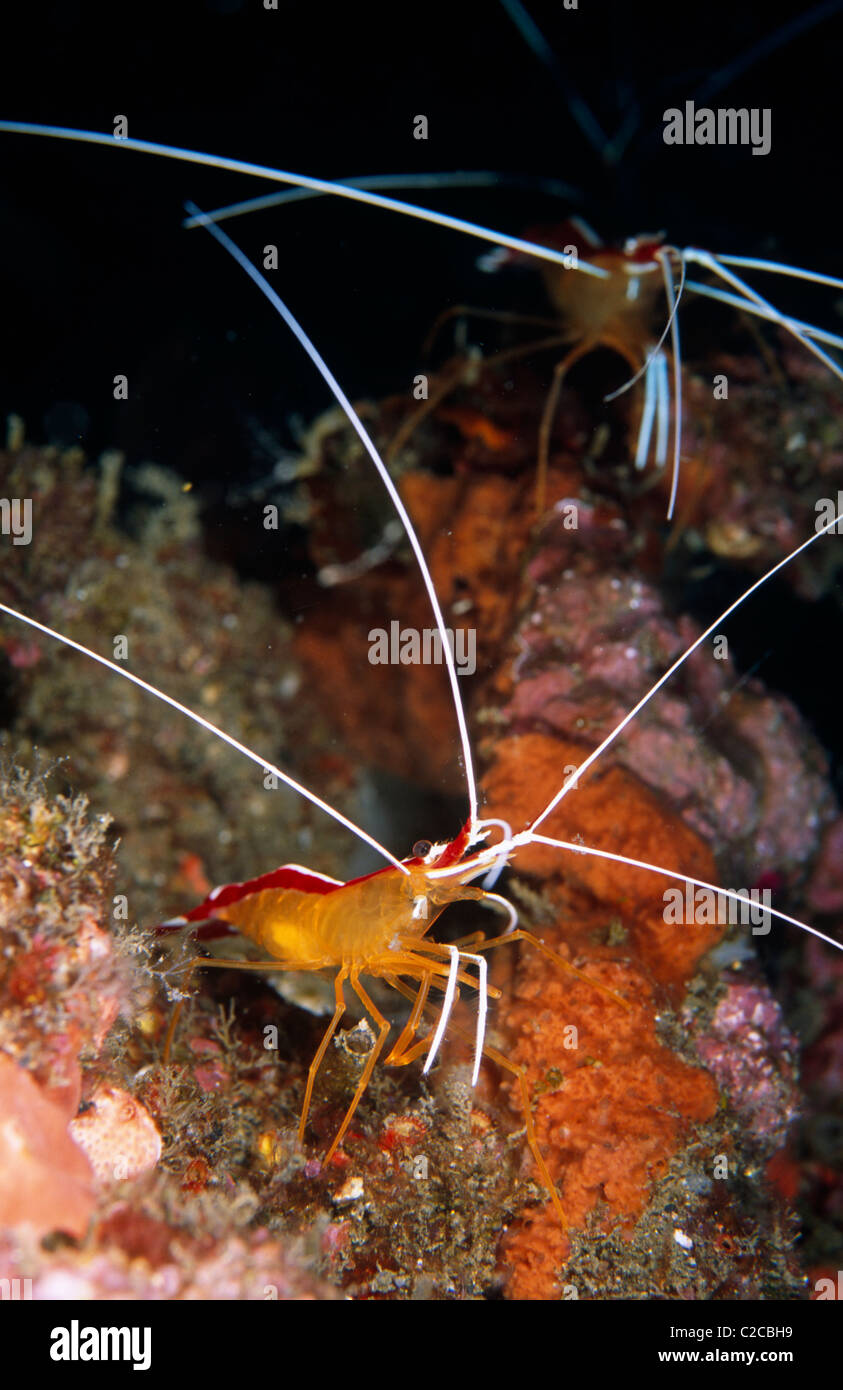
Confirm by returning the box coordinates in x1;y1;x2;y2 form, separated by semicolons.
0;122;608;280
179;170;582;228
530;834;843;954
683;281;843;355
186;201;480;830
684;249;843;387
426;829;841;953
529;506;843;834
714;255;843;291
0;599;408;874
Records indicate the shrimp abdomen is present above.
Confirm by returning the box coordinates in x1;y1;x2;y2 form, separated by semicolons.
216;868;422;967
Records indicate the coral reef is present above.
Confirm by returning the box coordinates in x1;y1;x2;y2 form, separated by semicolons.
0;444;351;928
0;766;121;1237
0;1051;95;1238
0;321;840;1300
289;343;841;1297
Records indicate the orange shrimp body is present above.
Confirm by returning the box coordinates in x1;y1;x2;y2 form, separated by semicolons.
166;822;614;1230
175;820;478;969
475;218;676;509
202;846;479;972
538;236;666;364
161;821;526;1189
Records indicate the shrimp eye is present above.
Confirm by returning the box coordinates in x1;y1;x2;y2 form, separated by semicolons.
412;839;432;858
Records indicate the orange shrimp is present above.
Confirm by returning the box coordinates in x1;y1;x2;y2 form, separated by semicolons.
421;215;843;520
507;219;673;511
376;214;675;515
4;121;842;527
158;820;630;1229
5;506;842;1232
426;217;681;514
2;122;843;1243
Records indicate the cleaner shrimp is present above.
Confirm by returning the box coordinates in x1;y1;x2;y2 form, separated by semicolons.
1;122;842;1278
229;192;843;522
4;120;843;523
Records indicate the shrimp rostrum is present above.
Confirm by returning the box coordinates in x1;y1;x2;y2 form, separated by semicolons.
1;122;842;1234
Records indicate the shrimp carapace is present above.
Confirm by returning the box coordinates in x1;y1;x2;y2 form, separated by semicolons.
166;822;478;971
482;217;673;512
159;818;604;1228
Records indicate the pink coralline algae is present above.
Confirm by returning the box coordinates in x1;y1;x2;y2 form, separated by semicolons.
693;983;800;1143
69;1086;162;1184
0;769;132;1238
0;1227;339;1301
675;353;843;603
506;500;835;887
0;1051;95;1238
805;817;843;916
187;1037;230;1093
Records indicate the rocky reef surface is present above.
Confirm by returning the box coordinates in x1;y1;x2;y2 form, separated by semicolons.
0;331;841;1299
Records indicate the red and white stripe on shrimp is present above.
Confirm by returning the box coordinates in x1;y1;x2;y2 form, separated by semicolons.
478;213;843;518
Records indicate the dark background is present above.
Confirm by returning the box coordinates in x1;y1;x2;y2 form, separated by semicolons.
0;0;841;474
